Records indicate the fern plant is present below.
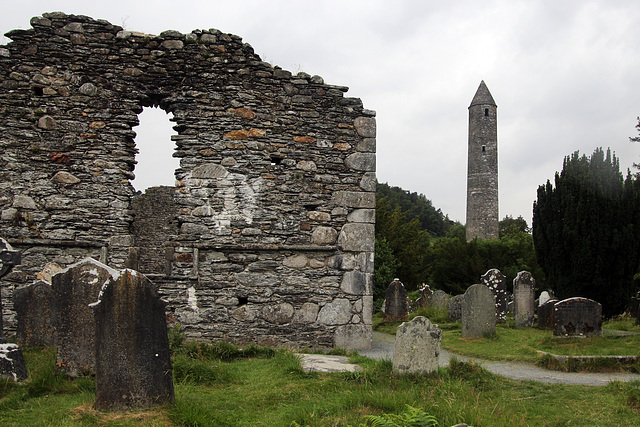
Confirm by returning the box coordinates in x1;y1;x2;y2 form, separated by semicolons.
363;405;438;427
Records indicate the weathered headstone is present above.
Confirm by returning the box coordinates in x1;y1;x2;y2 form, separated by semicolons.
0;343;28;381
448;294;464;321
92;269;174;410
52;258;116;377
480;269;507;323
384;279;408;322
392;316;442;375
553;298;602;337
538;290;554;307
0;238;21;343
537;299;558;329
513;271;535;327
13;280;56;348
461;284;496;339
430;290;450;309
628;291;640;326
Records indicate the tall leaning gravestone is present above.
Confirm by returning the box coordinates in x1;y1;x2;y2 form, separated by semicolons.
92;269;174;410
52;258;116;377
461;284;496;339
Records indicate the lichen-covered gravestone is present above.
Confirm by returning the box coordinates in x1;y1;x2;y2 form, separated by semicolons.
480;269;507;323
461;284;496;339
448;294;464;321
52;258;116;377
13;280;56;347
384;279;408;322
513;271;535;327
392;316;442;374
553;298;602;337
92;269;174;410
537;299;558;329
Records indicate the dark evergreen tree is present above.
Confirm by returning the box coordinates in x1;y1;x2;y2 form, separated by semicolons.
532;148;640;316
373;238;398;302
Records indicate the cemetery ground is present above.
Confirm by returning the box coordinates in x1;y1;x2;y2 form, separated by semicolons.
1;318;639;426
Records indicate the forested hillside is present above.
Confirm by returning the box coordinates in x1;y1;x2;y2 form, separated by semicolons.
374;182;543;303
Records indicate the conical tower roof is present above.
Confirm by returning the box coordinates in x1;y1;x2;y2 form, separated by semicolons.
469;80;496;107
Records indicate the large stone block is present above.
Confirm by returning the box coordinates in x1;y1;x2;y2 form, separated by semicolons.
317;299;352;325
334;324;372;350
337;223;375;252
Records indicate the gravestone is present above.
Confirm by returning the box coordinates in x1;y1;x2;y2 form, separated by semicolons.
538;290;554;306
628;291;640;326
461;284;496;339
430;290;450;309
0;238;21;342
384;279;408;322
0;343;28;381
449;294;464;321
480;269;507;323
513;271;535;327
537;299;558;329
13;280;56;348
52;258;117;377
0;238;27;382
92;269;174;410
392;316;442;375
414;284;433;309
553;298;602;337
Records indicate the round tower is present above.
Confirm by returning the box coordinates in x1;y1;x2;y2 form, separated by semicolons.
466;81;499;241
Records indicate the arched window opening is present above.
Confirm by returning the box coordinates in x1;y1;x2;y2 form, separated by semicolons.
131;107;179;192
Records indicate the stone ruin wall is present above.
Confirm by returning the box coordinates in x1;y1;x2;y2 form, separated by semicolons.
0;12;376;349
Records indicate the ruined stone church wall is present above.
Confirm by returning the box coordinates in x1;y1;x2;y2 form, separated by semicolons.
0;12;375;348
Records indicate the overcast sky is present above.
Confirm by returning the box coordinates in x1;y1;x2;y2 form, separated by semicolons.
2;1;640;225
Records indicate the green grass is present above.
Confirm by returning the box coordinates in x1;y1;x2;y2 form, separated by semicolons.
603;314;640;333
2;342;640;426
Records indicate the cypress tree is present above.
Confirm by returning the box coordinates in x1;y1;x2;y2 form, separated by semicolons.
532;148;640;316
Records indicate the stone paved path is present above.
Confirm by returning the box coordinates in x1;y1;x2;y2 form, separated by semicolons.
358;332;640;386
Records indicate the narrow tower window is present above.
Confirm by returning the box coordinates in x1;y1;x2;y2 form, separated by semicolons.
484;108;489;117
482;145;486;152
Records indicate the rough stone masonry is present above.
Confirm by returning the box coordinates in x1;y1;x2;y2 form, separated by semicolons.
0;12;376;349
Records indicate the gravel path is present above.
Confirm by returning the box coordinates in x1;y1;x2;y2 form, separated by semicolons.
358;332;640;386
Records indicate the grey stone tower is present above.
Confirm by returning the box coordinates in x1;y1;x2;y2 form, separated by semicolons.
466;81;499;241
